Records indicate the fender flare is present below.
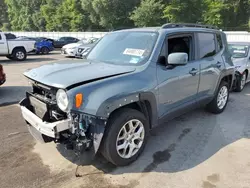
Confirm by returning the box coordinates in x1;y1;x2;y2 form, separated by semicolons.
214;69;234;94
96;91;158;127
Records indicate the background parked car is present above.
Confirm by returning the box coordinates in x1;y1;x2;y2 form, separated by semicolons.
17;37;54;55
0;64;6;86
0;32;36;61
75;43;96;58
61;38;97;57
36;37;54;44
53;37;79;48
229;42;250;92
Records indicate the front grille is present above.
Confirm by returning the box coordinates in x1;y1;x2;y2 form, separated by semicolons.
28;82;67;122
78;48;85;53
32;84;56;104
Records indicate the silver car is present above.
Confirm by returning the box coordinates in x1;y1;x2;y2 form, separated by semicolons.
75;43;95;58
229;42;250;92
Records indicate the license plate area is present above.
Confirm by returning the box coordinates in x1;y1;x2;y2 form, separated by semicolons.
27;92;49;121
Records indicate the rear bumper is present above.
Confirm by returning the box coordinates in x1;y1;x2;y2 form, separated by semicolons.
20;98;71;140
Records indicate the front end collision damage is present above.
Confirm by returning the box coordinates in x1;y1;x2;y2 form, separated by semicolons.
20;96;107;155
63;111;107;154
21;91;157;157
20;62;158;159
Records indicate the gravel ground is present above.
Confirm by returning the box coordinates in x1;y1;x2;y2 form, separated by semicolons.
0;53;250;188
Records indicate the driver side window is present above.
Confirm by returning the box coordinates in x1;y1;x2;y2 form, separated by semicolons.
168;36;192;61
159;34;193;65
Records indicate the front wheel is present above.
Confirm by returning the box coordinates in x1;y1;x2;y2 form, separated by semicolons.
206;81;229;114
234;71;247;92
101;108;149;166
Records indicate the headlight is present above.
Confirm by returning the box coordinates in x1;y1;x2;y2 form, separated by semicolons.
69;47;76;50
56;89;69;112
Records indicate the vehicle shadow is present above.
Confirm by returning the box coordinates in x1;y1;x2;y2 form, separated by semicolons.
0;57;57;65
0;86;31;106
56;85;250;176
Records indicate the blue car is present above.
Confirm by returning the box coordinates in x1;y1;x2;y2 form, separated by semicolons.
17;37;54;54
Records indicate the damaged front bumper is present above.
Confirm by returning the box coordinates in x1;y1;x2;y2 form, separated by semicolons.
20;97;106;154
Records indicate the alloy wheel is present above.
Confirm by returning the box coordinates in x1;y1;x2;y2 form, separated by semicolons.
217;86;228;109
116;119;145;159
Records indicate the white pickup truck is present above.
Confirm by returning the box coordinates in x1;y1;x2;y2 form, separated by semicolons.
0;32;35;61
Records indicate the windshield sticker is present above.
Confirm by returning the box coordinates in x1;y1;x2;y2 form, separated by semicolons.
129;57;140;64
234;50;246;53
123;48;145;57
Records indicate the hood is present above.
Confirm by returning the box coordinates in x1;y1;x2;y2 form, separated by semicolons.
24;60;136;89
62;43;81;49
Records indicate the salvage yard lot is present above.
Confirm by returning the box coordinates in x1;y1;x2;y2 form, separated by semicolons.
1;53;250;188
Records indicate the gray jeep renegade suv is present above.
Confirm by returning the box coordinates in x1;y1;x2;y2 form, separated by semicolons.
20;23;235;166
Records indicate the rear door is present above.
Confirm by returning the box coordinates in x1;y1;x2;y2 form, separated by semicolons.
0;34;9;54
196;32;224;100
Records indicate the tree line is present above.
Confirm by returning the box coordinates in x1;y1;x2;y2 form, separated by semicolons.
0;0;249;32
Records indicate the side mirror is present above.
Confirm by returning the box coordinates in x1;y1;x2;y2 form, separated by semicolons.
168;53;188;65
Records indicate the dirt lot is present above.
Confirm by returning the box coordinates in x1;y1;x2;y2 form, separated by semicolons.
1;53;250;188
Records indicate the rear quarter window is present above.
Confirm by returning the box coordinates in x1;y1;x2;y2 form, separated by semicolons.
197;33;216;59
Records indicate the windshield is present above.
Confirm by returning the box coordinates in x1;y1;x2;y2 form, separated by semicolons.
228;44;249;58
87;31;158;65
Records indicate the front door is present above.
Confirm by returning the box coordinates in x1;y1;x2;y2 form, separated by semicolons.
157;33;200;119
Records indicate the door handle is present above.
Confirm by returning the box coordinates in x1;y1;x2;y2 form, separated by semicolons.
189;68;198;76
216;62;222;68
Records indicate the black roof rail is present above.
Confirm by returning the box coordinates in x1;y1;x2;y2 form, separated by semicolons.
161;23;218;30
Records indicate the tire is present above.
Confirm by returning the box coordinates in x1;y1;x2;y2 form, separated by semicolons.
13;48;27;61
101;108;149;166
206;81;229;114
6;55;13;60
40;47;49;55
234;71;247;92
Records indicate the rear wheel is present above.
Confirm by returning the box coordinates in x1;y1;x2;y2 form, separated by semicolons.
206;81;229;114
13;48;27;61
101;108;149;166
234;71;247;92
41;47;49;55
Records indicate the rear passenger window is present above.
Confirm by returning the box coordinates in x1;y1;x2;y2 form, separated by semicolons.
0;35;2;40
216;33;223;51
197;33;216;59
